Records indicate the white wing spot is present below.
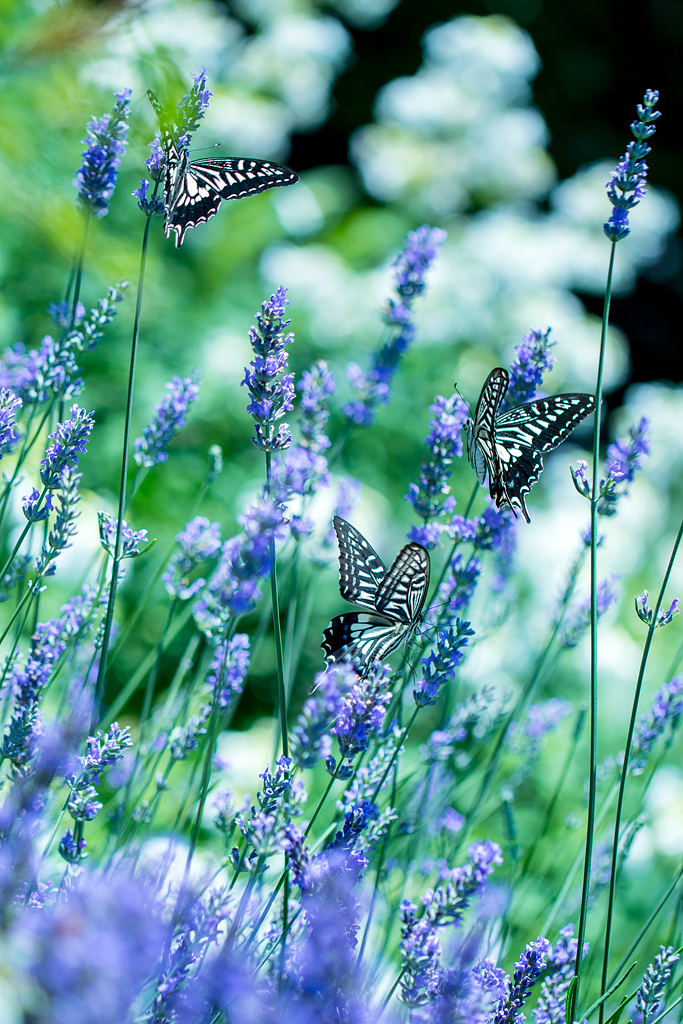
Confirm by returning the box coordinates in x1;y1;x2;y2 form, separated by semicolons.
185;174;198;197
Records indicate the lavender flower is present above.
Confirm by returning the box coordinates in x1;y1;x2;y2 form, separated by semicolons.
3;621;68;767
132;178;165;216
236;755;306;860
169;705;210;762
39;405;95;488
134;374;200;467
298;360;335;453
635;589;680;627
163;515;221;600
34;467;83;577
502;328;556;410
27;284;127;403
629;676;683;772
176;67;213;146
604;90;661;242
0;553;32;603
560;576;620;648
331;662;392;763
343;225;447;426
73;89;131;217
407;394;469;548
48;300;85;328
193;499;288;636
415;620;474;707
242;286;295;452
58;828;89;863
98;512;149;559
400;839;503;1007
634;945;679;1023
0;387;21;456
533;924;587;1024
488;937;552;1024
291;663;355;769
78;722;132;785
22;487;53;522
13;874;166;1024
429;553;482;623
206;633;250;708
421;686;501;764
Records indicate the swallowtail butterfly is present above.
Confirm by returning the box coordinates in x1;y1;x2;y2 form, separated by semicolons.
321;516;430;677
466;367;594;523
148;91;299;247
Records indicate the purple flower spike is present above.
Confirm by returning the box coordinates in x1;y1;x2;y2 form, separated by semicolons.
40;405;95;488
0;388;21;457
630;676;683;772
343;225;446;427
134;374;200;468
206;633;250;709
503;328;557;410
98;512;149;559
73;89;131;218
242;287;295;453
415;620;474;708
634;945;679;1023
489;936;552;1024
604;90;661;242
406;394;469;545
636;590;680;628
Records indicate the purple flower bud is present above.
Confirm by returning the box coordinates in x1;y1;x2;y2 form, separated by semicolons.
604;90;660;242
73;89;131;218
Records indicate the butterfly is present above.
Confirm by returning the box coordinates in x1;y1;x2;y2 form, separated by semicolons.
466;367;595;523
321;516;431;677
148;91;299;247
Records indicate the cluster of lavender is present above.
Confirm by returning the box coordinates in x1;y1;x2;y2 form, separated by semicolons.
343;225;446;426
0;80;681;1024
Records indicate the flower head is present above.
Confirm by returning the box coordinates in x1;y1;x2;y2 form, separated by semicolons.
635;590;680;628
73;89;131;217
0;388;21;457
634;945;679;1024
40;406;95;488
343;225;446;426
206;633;250;709
163;516;221;600
604;90;661;241
134;374;200;467
406;394;469;545
241;287;295;452
503;328;556;410
415;620;474;708
98;512;149;559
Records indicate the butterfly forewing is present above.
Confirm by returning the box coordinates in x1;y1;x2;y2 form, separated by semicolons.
375;543;430;624
322;518;431;676
467;368;509;484
333;516;387;612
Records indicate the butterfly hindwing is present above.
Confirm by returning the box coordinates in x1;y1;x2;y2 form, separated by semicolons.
467;369;594;522
321;613;409;669
323;518;430;676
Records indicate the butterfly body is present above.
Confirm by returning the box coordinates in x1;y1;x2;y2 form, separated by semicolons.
466;368;594;522
149;91;298;246
322;517;430;676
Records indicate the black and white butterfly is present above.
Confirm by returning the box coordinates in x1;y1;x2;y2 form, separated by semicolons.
148;91;298;247
466;367;595;523
321;516;430;677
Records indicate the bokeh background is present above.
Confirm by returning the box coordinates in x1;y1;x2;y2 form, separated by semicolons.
2;0;683;936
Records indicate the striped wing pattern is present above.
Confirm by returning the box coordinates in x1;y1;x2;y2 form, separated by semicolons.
466;368;509;485
148;91;298;247
322;518;430;676
467;368;594;523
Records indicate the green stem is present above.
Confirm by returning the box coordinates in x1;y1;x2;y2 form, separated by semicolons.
265;451;288;759
571;239;616;1022
92;210;154;728
598;514;683;1021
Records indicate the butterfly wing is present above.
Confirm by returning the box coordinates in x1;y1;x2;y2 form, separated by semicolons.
321;612;409;676
165;157;299;246
492;393;595;521
332;516;387;612
375;543;431;624
467;368;509;485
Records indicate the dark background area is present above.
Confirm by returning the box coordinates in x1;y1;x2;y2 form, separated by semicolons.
230;0;683;413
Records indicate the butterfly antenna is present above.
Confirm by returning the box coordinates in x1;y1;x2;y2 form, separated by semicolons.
453;382;468;407
191;143;222;153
